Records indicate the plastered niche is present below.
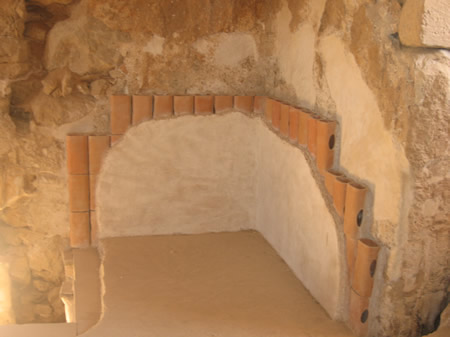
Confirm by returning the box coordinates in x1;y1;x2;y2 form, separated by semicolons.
96;112;343;319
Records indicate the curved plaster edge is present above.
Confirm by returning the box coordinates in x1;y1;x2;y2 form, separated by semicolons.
95;111;345;320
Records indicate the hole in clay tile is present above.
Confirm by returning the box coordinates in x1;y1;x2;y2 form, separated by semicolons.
370;260;377;277
328;134;335;150
357;210;363;226
361;310;369;323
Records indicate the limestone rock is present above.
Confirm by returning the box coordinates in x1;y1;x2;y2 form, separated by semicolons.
44;12;126;75
399;0;450;48
9;256;31;286
33;279;51;292
31;92;95;126
0;114;16;157
33;304;53;320
41;68;78;97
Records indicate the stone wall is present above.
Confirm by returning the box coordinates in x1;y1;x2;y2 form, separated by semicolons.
0;0;448;334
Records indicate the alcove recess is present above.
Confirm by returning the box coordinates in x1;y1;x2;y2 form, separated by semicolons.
65;95;381;336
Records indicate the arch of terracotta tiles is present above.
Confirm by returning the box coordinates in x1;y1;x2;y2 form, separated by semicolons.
65;95;380;336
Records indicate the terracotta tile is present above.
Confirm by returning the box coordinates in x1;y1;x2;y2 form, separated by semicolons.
345;234;358;281
348;288;369;337
333;176;349;218
214;96;233;113
307;115;319;156
279;103;290;137
89;175;97;210
154;96;173;118
88;135;110;175
195;96;213;115
297;109;310;145
70;212;90;248
316;119;337;174
271;100;281;130
66;135;89;175
324;169;343;196
289;107;299;142
90;211;98;247
174;96;194;116
68;175;90;212
254;96;266;115
343;182;367;237
110;135;122;145
110;95;131;135
265;98;274;122
352;239;380;298
234;96;254;113
132;95;153;125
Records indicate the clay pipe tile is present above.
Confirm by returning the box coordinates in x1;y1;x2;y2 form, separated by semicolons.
324;169;343;196
307;114;320;156
66;135;89;175
333;176;350;218
174;96;194;116
265;98;274;122
271;100;281;130
68;174;90;212
132;95;153;125
90;211;98;247
345;234;358;281
352;239;380;298
343;182;368;237
88;136;111;175
234;96;254;114
110;95;131;135
279;103;290;137
195;96;214;115
349;288;370;337
154;95;174;118
214;96;233;114
316;119;337;174
297;108;310;145
70;212;90;248
254;96;266;115
289;107;299;142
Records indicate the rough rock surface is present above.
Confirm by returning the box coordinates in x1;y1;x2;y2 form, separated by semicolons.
0;0;448;334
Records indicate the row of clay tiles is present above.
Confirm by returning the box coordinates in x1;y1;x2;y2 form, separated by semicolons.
65;95;380;337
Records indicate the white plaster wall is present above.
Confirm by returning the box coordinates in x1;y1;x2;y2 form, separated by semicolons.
97;112;342;318
254;120;342;319
97;113;257;237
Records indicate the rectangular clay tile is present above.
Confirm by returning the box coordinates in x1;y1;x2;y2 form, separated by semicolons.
88;135;110;175
132;95;153;125
154;95;173;119
174;96;194;116
280;103;290;137
68;174;90;212
89;174;97;211
70;212;90;248
66;135;89;175
254;96;266;115
214;96;233;114
110;95;131;135
289;107;299;142
271;100;281;130
195;96;214;115
234;96;254;113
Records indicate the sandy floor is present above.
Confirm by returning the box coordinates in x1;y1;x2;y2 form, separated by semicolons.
81;231;353;337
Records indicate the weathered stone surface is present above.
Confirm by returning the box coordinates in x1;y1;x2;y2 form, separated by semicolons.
9;256;31;286
399;0;450;48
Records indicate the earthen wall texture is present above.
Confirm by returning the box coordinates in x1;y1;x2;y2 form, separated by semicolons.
0;0;448;334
